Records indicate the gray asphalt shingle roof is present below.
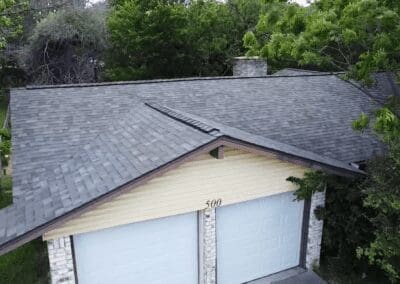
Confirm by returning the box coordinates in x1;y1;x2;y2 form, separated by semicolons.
364;72;400;104
133;75;383;162
1;102;217;253
272;68;330;76
0;72;386;254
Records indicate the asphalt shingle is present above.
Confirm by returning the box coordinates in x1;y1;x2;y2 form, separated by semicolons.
1;103;215;249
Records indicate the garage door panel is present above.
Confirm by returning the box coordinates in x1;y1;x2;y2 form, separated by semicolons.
216;191;304;284
74;212;198;284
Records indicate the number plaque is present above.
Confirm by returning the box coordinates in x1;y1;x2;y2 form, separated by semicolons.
206;199;222;208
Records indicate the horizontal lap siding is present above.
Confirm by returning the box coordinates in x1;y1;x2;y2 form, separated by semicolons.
44;148;306;240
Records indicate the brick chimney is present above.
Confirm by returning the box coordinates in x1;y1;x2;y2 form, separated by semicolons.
233;56;267;77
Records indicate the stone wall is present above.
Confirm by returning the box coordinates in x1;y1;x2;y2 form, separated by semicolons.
47;236;76;284
306;191;325;268
199;208;217;284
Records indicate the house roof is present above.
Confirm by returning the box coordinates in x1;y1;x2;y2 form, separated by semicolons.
361;72;400;104
272;68;331;76
274;69;399;104
0;72;385;255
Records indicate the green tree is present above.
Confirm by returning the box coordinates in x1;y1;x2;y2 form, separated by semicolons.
226;0;264;59
22;8;108;85
106;0;263;80
0;0;27;88
288;172;378;281
106;0;191;80
353;98;400;282
244;0;400;82
0;0;25;49
185;0;236;76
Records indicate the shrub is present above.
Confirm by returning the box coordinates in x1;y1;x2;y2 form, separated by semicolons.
22;8;108;85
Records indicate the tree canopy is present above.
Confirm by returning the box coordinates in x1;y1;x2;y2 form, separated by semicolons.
22;8;108;85
0;0;27;88
106;0;263;80
244;0;400;83
353;98;400;282
0;0;25;49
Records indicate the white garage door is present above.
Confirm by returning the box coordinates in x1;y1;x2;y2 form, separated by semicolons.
216;191;304;284
74;212;198;284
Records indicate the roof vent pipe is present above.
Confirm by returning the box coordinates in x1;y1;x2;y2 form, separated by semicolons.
232;56;267;77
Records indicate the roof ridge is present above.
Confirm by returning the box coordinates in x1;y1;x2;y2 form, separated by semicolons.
16;73;340;91
334;75;385;106
283;68;341;74
147;106;364;175
145;102;221;136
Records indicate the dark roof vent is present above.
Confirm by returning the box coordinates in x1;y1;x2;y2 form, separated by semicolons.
145;102;220;135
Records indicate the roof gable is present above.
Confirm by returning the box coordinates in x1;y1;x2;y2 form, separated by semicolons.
43;147;308;240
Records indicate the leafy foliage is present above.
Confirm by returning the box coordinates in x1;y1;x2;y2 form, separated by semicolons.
185;0;235;76
316;176;376;280
106;0;263;80
106;0;192;80
0;0;25;49
353;97;400;282
22;8;108;85
0;128;10;167
24;0;87;36
288;96;400;282
287;171;327;200
225;0;264;58
0;175;11;193
352;112;370;132
0;128;10;144
288;171;388;282
244;0;400;82
0;0;27;89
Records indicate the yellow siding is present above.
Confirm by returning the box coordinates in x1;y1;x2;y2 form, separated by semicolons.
44;148;307;240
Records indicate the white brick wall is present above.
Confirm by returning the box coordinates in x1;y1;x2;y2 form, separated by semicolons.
199;208;216;284
47;236;76;284
306;191;325;268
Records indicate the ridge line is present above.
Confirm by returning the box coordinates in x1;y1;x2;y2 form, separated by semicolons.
18;73;340;90
145;102;220;136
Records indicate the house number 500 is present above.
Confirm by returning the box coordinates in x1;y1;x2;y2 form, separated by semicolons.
206;199;222;208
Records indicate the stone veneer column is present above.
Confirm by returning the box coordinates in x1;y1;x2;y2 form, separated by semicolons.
306;191;326;269
199;208;217;284
47;236;76;284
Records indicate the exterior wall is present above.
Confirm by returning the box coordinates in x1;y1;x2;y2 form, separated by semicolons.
306;191;326;268
47;236;76;284
44;147;306;240
233;57;267;76
199;208;217;284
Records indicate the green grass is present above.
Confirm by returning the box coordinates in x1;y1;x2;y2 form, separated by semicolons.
0;94;9;128
0;188;11;209
0;239;49;284
0;175;12;209
0;176;49;284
